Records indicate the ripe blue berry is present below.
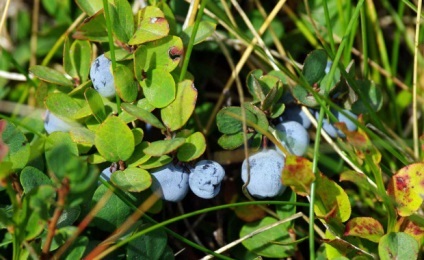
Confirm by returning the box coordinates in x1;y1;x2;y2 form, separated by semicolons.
241;149;286;198
150;163;191;202
189;160;225;199
275;121;309;156
90;54;116;98
314;110;338;138
281;106;311;129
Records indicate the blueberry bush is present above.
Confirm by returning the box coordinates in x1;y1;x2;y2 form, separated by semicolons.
0;0;423;259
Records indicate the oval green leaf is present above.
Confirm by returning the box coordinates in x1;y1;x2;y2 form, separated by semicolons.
114;64;138;102
140;69;176;108
127;141;151;167
138;155;172;170
20;166;52;194
302;49;327;85
121;103;165;130
177;132;206;162
216;106;257;135
111;167;152;192
45;92;82;120
95;116;135;162
142;35;183;72
217;132;253;150
378;232;419;260
70;40;92;82
85;88;106;122
143;138;185;156
240;216;295;258
161;79;197;131
128;6;169;45
30;65;74;87
108;0;134;43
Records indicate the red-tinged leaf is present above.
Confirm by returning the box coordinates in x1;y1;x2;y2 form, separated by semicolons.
343;115;381;164
344;217;384;242
387;163;424;216
281;155;315;196
314;173;351;222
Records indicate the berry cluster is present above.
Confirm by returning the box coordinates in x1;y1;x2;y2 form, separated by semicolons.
101;160;225;202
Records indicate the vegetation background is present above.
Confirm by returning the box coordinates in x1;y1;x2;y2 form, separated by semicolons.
0;0;423;259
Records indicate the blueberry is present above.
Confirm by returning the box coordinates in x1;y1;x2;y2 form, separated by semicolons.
281;106;311;129
150;163;191;202
314;110;338;138
275;121;309;156
89;54;116;98
189;160;225;199
314;109;357;138
333;109;358;137
44;110;74;134
100;167;113;182
241;149;286;198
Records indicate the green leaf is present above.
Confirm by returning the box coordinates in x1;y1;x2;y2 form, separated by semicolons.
127;141;151;167
388;163;424;217
218;132;253;150
91;185;134;232
314;173;351;222
111;167;152;192
161;79;197;131
243;103;268;132
216;106;257;135
240;216;295;258
70;127;95;147
73;10;108;42
108;0;134;43
121;103;165;130
177;132;206;162
20;166;52;194
64;236;88;260
181;21;217;46
133;45;147;81
132;128;144;145
142;35;183;72
29;65;74;87
63;37;77;79
351;79;383;114
344;217;384;243
282;155;315;196
378;232;419;260
70;40;92;82
114;64;138;102
138;155;172;170
95;116;135;162
303;49;327;85
44;132;81;181
1;120;30;170
85;88;107;122
143;138;185;156
128;6;169;45
75;0;103;16
246;69;264;101
45;92;82;120
127;223;168;260
140;69;176;108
